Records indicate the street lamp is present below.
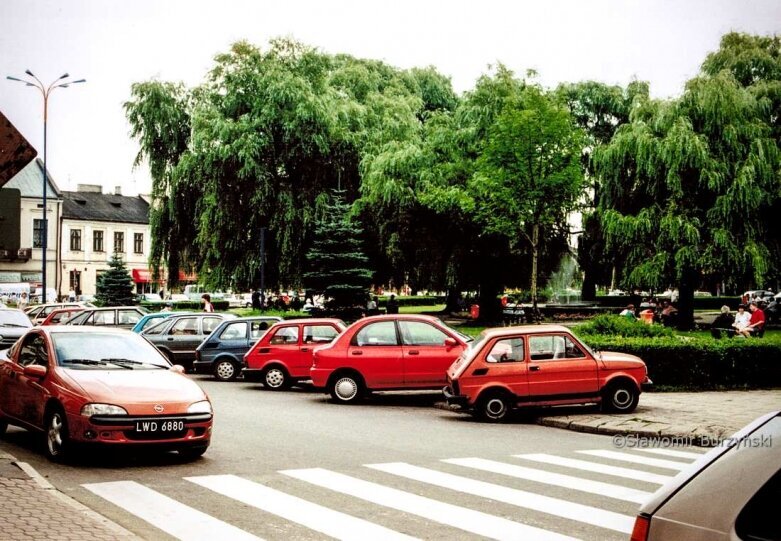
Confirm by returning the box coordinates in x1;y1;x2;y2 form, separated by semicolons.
7;70;85;303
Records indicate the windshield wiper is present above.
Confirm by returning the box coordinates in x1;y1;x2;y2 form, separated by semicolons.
0;323;29;328
62;358;108;366
103;358;168;369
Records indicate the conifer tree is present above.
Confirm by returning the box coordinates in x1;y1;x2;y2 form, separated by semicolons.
95;253;136;306
304;190;372;309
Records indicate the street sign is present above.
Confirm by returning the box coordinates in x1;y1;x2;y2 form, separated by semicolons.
0;110;37;187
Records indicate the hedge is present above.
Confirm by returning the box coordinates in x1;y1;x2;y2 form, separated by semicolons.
596;295;741;310
575;333;781;390
377;296;445;307
140;300;230;312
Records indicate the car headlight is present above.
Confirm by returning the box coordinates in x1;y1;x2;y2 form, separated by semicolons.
187;400;212;414
81;403;128;417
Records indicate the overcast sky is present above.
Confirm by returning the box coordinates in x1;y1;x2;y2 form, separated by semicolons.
1;0;779;196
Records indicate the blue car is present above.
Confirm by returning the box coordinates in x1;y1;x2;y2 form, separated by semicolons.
194;316;282;380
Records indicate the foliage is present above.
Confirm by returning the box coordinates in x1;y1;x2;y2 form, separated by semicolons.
94;253;136;307
576;315;675;338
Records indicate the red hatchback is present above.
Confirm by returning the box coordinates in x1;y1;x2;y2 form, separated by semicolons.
243;318;346;389
0;327;213;461
310;315;470;404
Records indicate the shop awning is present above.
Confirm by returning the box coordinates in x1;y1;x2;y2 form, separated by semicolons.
132;269;152;283
178;270;198;282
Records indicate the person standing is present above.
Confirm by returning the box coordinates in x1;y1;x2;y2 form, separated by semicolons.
68;288;76;302
201;293;215;313
17;292;29;310
386;294;399;314
251;289;262;310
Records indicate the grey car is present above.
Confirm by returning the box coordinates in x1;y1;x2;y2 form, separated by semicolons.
193;316;282;381
142;313;237;371
65;306;148;330
0;308;33;351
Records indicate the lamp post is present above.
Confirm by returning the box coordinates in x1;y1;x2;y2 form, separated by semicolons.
7;71;85;302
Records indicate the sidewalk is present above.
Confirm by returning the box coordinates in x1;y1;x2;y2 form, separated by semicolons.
0;450;140;541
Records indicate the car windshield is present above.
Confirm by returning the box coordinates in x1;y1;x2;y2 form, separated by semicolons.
0;310;33;328
434;318;473;344
52;332;170;369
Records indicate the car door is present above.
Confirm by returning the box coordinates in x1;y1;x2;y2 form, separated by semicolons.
398;320;461;387
472;337;530;399
348;321;403;388
165;317;200;362
210;321;249;359
0;332;48;426
117;309;143;329
526;333;599;400
255;324;304;371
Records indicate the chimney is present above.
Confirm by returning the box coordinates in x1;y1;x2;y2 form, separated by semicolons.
114;186;122;196
76;184;102;193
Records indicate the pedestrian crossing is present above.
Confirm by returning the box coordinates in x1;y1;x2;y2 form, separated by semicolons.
82;445;708;541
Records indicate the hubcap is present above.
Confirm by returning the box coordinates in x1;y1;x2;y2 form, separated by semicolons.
48;414;63;455
334;377;358;401
216;362;235;380
485;398;507;418
613;389;632;408
265;368;285;388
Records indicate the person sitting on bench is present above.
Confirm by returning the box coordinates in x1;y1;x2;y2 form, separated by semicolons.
710;305;735;339
739;301;766;338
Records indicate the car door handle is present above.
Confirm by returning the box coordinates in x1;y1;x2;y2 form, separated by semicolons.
351;351;363;356
529;365;541;372
407;350;420;355
167;337;174;341
258;348;270;354
300;347;310;352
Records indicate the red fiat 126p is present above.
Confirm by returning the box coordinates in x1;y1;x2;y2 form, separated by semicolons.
444;324;652;422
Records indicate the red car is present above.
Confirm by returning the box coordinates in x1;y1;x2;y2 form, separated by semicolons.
444;324;652;422
310;314;471;404
0;327;213;461
243;318;346;389
39;307;83;326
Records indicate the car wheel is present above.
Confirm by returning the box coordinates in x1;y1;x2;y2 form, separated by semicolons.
178;445;208;461
44;408;70;462
213;359;239;381
329;373;363;404
263;366;290;390
476;391;512;423
602;381;639;413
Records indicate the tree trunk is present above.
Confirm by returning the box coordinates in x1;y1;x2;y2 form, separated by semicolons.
530;223;539;310
677;268;697;331
581;274;597;302
444;288;461;313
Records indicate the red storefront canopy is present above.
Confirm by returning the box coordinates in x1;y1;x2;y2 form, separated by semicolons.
131;269;152;283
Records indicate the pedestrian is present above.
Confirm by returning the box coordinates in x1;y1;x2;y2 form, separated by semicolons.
619;304;637;320
710;305;735;339
201;293;215;313
367;296;377;313
161;302;173;312
386;294;399;314
251;289;262;310
68;288;76;302
740;301;766;337
17;291;29;310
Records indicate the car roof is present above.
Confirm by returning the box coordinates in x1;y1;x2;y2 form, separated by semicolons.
478;324;573;339
36;325;135;336
78;306;141;311
273;318;344;325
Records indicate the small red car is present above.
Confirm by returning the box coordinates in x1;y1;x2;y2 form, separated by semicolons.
39;308;83;326
243;318;346;389
0;327;213;461
443;324;652;422
310;314;471;403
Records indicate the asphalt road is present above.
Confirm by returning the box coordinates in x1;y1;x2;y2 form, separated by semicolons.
0;378;702;540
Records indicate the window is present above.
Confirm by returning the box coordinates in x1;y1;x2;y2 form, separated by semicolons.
171;318;198;336
486;338;525;363
528;334;584;361
93;230;104;252
203;317;222;335
269;326;299;345
118;310;142;325
114;231;124;253
399;321;449;346
220;322;248;341
33;219;44;248
354;321;398;346
303;325;339;344
250;320;273;338
93;310;116;326
70;229;82;251
134;233;144;254
19;335;48;367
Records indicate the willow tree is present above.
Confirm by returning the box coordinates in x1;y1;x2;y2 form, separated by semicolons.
595;69;780;329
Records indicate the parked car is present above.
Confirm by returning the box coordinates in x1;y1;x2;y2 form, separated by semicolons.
225;293;254;309
743;289;775;302
130;311;194;334
630;410;780;541
310;315;470;404
0;308;34;351
39;308;83;326
194;316;283;381
141;313;237;370
0;327;213;461
244;318;346;389
26;302;88;325
65;306;149;330
443;324;651;422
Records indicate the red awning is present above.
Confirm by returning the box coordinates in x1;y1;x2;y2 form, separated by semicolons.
178;270;198;282
132;269;152;283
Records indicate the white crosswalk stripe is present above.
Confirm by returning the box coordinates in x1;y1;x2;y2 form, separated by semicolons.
82;480;262;541
632;448;704;460
367;462;634;534
185;474;418;541
577;450;689;470
442;457;653;504
282;467;580;541
515;453;674;484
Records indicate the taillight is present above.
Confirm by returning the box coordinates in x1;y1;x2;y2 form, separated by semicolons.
630;514;651;541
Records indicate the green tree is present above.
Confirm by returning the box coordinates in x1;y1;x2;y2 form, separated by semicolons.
303;190;372;308
95;253;136;306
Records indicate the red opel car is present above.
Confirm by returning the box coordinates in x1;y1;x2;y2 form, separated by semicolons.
0;327;213;461
444;324;652;422
243;318;346;389
39;307;83;326
310;314;471;404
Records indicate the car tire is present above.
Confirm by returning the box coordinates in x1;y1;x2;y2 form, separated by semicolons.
329;373;363;404
602;380;639;413
213;359;239;381
476;391;512;423
178;445;208;461
44;408;70;462
263;366;290;390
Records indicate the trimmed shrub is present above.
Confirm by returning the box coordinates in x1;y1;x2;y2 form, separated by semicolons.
140;300;230;312
578;315;674;338
377;296;445;307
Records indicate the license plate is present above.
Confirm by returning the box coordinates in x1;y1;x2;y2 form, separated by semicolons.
134;419;185;433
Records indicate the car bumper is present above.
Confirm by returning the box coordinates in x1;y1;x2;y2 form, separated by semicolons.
66;412;212;446
641;377;654;392
443;385;470;408
310;368;331;389
192;360;214;373
241;368;264;381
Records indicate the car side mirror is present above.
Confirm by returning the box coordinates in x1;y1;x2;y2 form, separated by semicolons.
444;337;458;349
170;364;185;374
23;364;47;379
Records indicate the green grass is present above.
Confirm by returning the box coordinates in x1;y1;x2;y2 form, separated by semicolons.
399;304;446;314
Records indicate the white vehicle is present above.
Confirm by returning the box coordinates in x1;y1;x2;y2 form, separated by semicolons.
183;285;225;301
